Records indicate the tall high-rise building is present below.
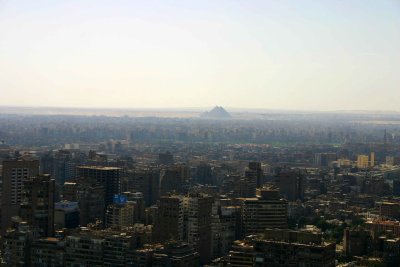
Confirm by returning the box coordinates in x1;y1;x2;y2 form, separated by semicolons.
211;202;240;259
1;158;39;234
247;161;263;187
357;155;370;169
233;162;263;198
77;166;122;206
75;183;105;226
20;174;55;237
124;168;160;206
184;193;213;264
153;195;184;242
240;187;287;237
160;166;187;196
276;170;304;201
370;152;375;167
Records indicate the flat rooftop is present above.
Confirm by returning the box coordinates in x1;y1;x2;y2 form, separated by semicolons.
77;166;122;170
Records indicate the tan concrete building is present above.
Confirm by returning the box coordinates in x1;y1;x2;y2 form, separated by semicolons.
357;154;370;169
105;201;135;228
240;187;287;237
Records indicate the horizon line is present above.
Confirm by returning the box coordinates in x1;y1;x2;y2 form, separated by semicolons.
0;104;399;114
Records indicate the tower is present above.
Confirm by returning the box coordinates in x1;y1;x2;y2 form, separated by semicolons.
1;158;39;234
77;166;122;206
125;168;160;206
184;193;213;264
247;162;263;187
370;152;375;167
240;187;287;237
153;195;184;242
160;165;189;196
357;155;369;169
276;170;304;201
20;174;55;237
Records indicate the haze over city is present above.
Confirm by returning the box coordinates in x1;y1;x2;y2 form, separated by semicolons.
1;0;400;111
2;2;400;267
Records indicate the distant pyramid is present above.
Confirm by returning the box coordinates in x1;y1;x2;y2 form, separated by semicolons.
201;106;232;119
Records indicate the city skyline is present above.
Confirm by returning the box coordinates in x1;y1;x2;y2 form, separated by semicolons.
2;2;400;265
1;0;399;111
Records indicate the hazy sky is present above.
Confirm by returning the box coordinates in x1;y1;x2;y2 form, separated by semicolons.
1;1;399;111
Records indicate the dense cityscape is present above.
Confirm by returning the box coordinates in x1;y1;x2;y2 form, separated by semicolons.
1;0;399;266
1;107;400;266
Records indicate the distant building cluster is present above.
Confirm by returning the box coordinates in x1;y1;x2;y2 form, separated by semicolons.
1;112;400;266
